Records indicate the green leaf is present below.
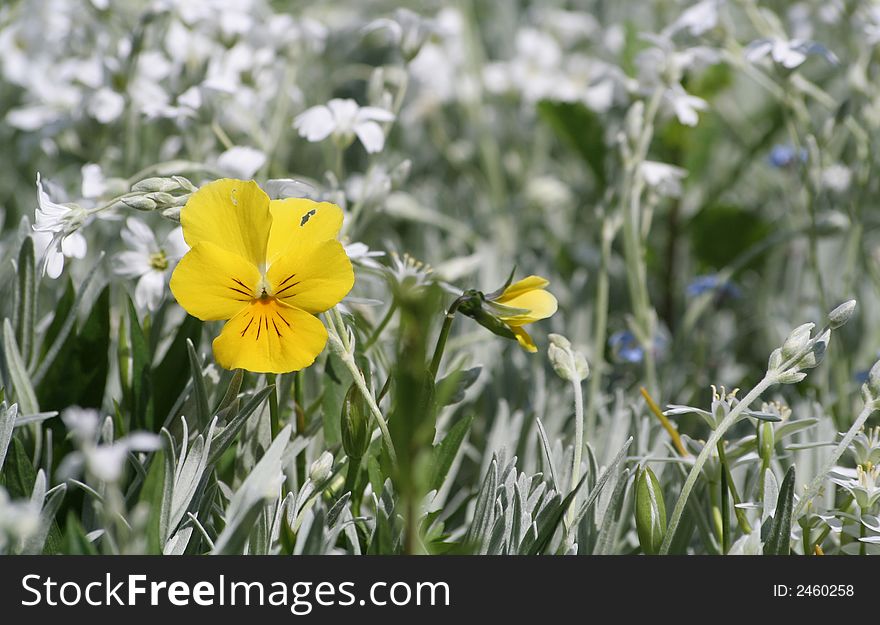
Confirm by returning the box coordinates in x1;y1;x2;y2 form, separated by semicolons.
0;402;16;473
153;314;202;428
3;436;36;500
63;511;98;555
537;100;607;186
139;447;167;554
186;339;211;430
689;204;772;271
33;257;102;384
465;459;498;553
126;297;153;431
635;466;667;555
435;367;481;406
763;465;796;555
36;285;110;411
3;319;39;415
430;415;472;491
13;236;36;367
321;354;351;445
525;474;588;555
207;386;274;466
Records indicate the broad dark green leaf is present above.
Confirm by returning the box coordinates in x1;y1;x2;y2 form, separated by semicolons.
152;314;201;428
537;100;607;187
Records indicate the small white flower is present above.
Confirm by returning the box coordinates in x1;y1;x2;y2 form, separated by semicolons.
345;241;385;269
216;146;267;179
666;84;708;127
663;0;721;38
745;38;838;69
33;173;88;279
81;163;106;199
88;87;125;124
821;164;852;193
641;161;688;197
294;98;395;153
113;217;187;311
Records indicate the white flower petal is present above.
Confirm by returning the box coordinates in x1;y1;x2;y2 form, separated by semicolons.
216;146;267;179
357;106;395;123
112;251;151;279
354;120;386;153
293;105;335;142
121;217;157;253
162;227;188;260
61;232;87;259
44;243;65;279
135;271;166;311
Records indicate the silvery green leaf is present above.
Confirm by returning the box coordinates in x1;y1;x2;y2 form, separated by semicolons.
14;235;36;367
594;468;630;555
22;483;66;555
784;441;835;450
3;319;39;415
664;404;712;417
163;527;193;555
213;425;290;554
775;418;818;440
465;458;498;553
13;411;58;426
535;418;560;493
762;469;778;523
572;437;633;527
744;410;783;422
0;402;17;472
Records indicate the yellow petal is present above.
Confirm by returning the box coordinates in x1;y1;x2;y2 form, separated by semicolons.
510;326;538;353
497;275;550;302
266;198;344;262
497;289;558;326
212;299;328;373
169;241;260;321
266;239;354;314
181;178;272;268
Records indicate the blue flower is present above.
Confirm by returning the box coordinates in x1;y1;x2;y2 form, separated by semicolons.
609;331;644;363
856;369;870;385
686;274;742;299
768;144;807;168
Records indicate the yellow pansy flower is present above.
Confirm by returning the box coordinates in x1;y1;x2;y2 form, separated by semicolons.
169;179;354;373
489;275;558;352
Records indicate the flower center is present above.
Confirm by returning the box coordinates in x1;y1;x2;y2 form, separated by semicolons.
149;251;169;271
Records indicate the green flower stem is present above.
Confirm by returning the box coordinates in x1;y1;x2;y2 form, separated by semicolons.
792;399;879;522
363;301;398;352
661;325;835;554
660;374;774;554
716;440;752;534
268;374;280;440
585;216;614;440
329;308;398;467
620;89;663;395
428;295;466;381
565;373;586;531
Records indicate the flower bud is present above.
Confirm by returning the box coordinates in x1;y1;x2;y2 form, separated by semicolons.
132;177;182;193
828;300;856;329
308;451;334;483
144;192;175;206
866;360;880;402
781;323;814;360
122;195;158;211
634;466;666;555
341;383;371;460
776;369;807;385
161;206;181;221
548;335;590;383
767;348;783;372
757;421;775;467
